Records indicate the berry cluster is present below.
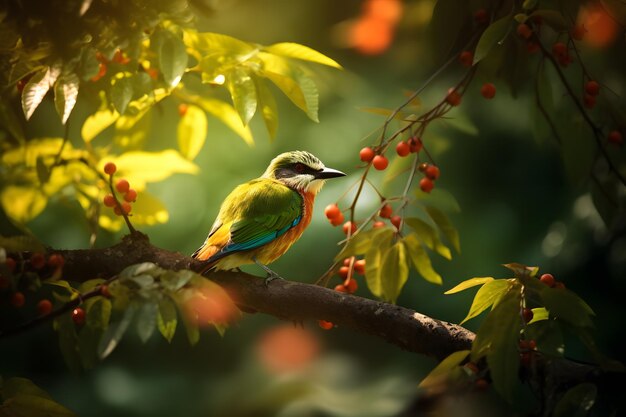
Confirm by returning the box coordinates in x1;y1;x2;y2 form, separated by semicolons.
418;162;440;193
318;256;366;330
103;162;138;216
91;49;132;83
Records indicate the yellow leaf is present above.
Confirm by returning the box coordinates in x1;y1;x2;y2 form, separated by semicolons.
1;185;47;223
82;108;120;143
2;138;85;167
254;76;278;139
402;234;443;285
195;97;253;146
381;241;409;303
263;42;342;69
99;192;169;231
177;105;207;160
445;277;494;294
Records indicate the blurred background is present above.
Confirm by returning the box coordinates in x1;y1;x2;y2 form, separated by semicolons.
1;0;625;415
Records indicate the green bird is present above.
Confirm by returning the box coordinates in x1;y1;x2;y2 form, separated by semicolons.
192;151;345;279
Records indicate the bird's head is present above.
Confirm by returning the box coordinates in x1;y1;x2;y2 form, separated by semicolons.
262;151;346;194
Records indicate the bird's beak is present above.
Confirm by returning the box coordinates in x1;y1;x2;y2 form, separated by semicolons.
315;167;346;179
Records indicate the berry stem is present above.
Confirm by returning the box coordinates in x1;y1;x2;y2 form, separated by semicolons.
107;172;137;234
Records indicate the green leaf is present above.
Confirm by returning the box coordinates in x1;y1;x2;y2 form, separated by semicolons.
177;104;207;160
158;31;188;87
110;76;134;115
415;188;461;213
429;0;467;62
473;14;512;65
136;301;158;343
183;30;255;59
380;241;410;303
98;303;137;359
120;262;160;280
531;10;569;31
404;217;451;260
82;108;120;142
525;319;564;357
364;231;394;297
472;289;522;402
425;205;460;253
460;279;511;324
157;297;178;342
445;277;494;294
554;383;597;417
226;67;257;126
85;297;111;330
402;234;443;285
540;287;594;328
3;394;77;417
263;42;342;69
54;313;82;373
254;77;278;139
53;73;79;124
0;99;26;143
419;350;470;388
160;270;195;291
335;228;393;261
195;97;254;146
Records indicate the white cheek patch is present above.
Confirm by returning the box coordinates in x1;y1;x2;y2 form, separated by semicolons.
306;179;325;195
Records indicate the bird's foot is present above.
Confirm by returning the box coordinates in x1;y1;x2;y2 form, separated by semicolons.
253;258;285;287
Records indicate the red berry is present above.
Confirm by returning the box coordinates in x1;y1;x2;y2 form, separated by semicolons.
474;9;488;24
5;257;16;273
115;179;130;193
37;299;53;315
445;88;462;106
418;162;428;172
48;254;65;269
342;221;357;235
334;284;348;293
419;177;434;193
345;278;358;293
372;155;389;170
390;215;402;229
552;42;567;58
124;189;137;202
10;291;25;307
539;273;555;287
17;78;27;93
359;147;375;162
325;204;341;220
517;23;533;39
31;253;45;270
379;204;393;219
583;94;596;109
571;25;586;41
318;320;334;330
608;130;623;145
100;284;112;298
104;162;117;175
114;206;122;216
475;378;489;390
528;339;537;350
396;141;410;157
585;80;600;96
343;257;354;266
338;266;350;278
72;308;86;325
121;202;132;214
464;362;479;374
91;62;107;82
425;165;440;180
526;41;540;54
522;308;534;323
103;194;116;207
554;282;566;289
408;137;423;153
459;51;473;67
480;83;496;99
372;221;386;228
354;259;366;275
330;211;345;226
178;103;189;117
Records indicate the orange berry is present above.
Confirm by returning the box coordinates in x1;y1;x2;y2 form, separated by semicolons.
339;266;350;279
425;165;440;180
539;273;555;287
608;130;623;145
379;204;393;219
571;25;586;41
11;291;25;307
114;206;122;216
372;155;389;170
72;307;86;325
419;177;434;193
334;284;348;293
552;42;567;58
104;162;117;175
459;51;473;67
418;162;428;172
360;147;375;162
5;257;16;273
178;103;189;117
37;299;53;315
528;339;537;350
325;204;341;220
474;9;488;24
464;362;479;374
445;88;462;106
583;94;596;109
91;62;107;82
354;259;366;275
124;189;137;202
343;257;354;266
48;254;65;269
330;211;345;226
318;320;334;330
475;378;489;390
342;221;357;235
390;215;402;229
585;80;600;96
396;141;410;157
408;137;423;153
115;179;130;193
121;202;132;214
100;284;112;298
345;278;358;293
31;253;45;270
372;221;386;228
103;194;116;207
480;83;496;99
517;23;533;39
522;308;534;323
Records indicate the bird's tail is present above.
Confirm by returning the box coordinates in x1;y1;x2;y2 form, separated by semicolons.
192;244;221;274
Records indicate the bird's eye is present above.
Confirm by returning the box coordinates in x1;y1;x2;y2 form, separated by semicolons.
294;163;306;173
